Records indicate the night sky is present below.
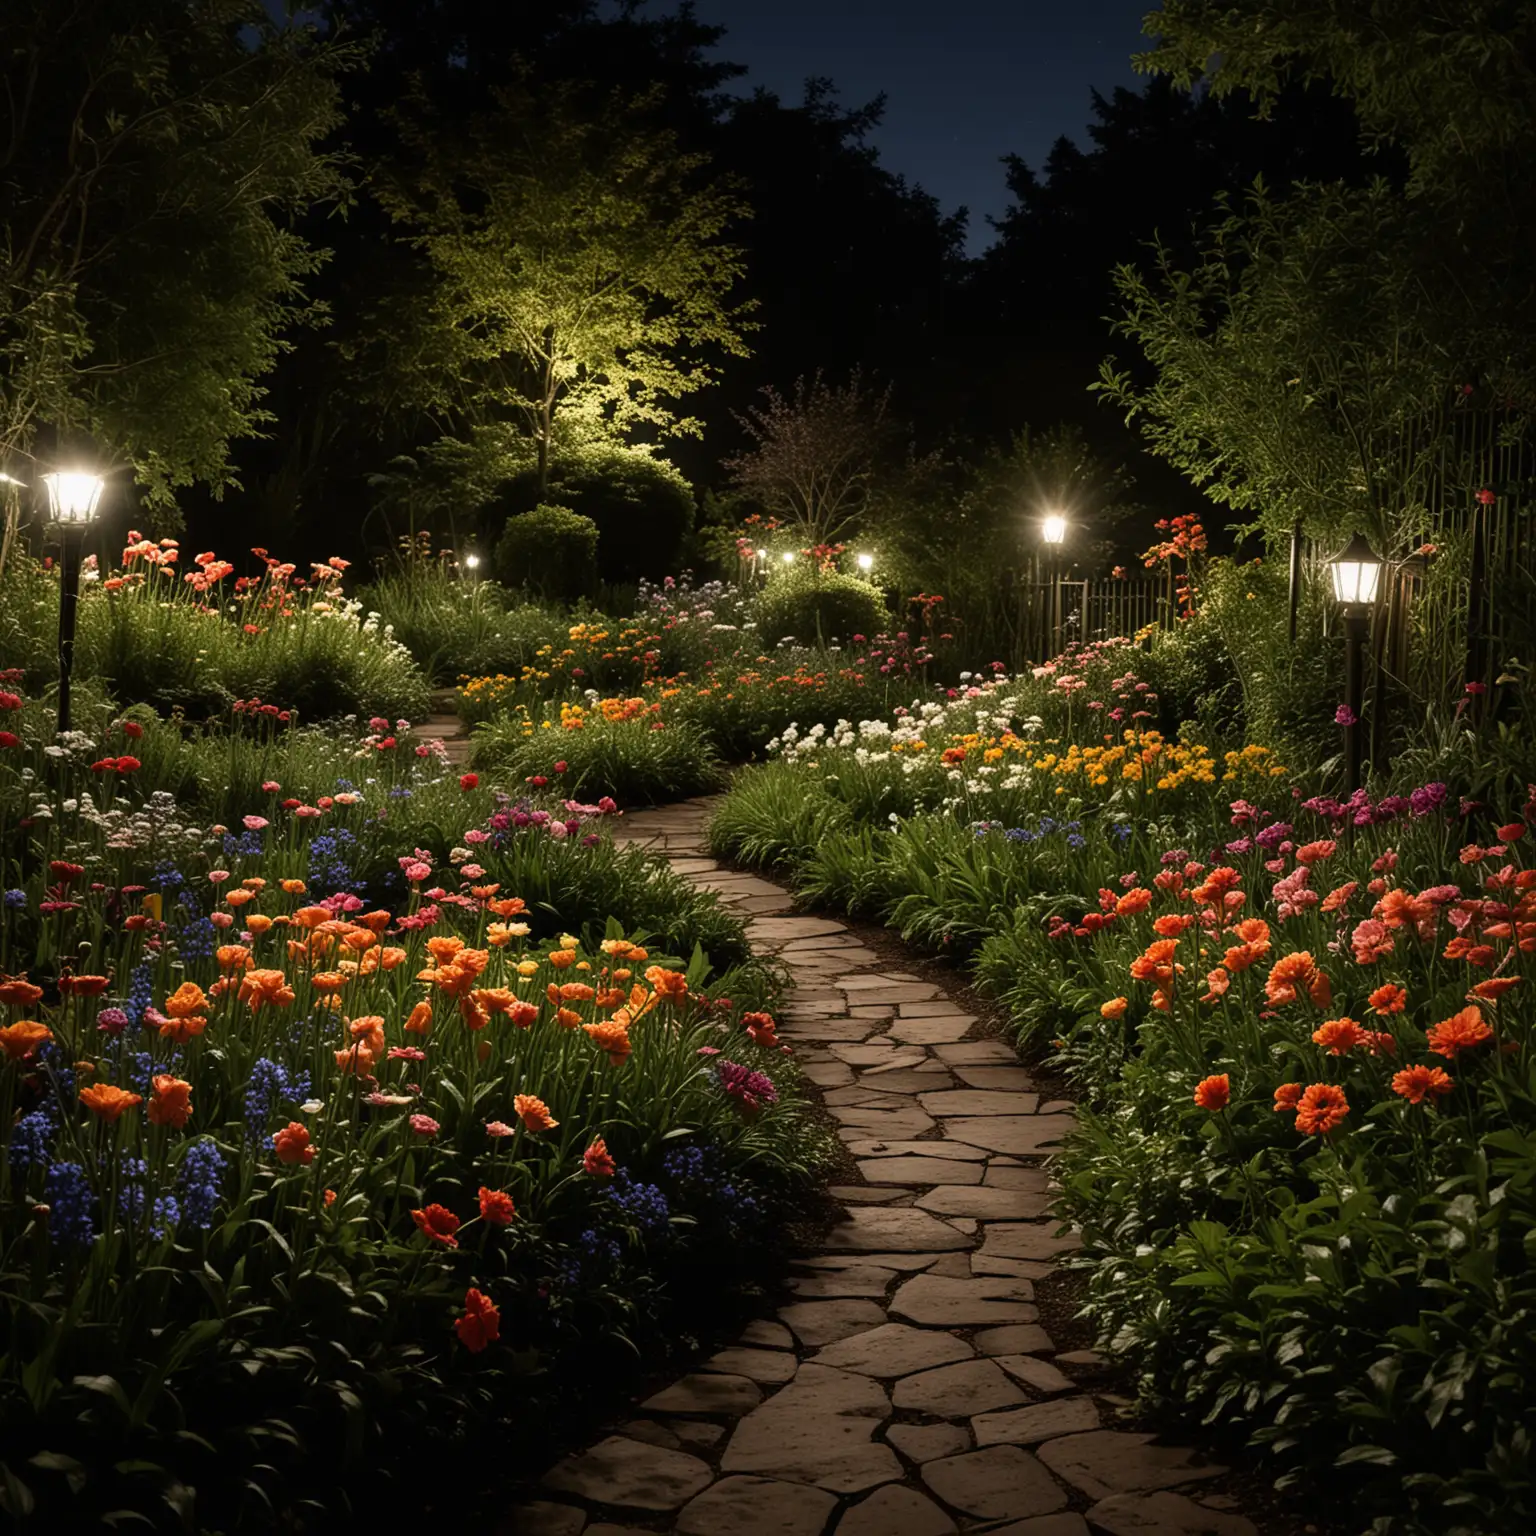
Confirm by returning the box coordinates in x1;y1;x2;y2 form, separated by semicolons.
698;0;1155;250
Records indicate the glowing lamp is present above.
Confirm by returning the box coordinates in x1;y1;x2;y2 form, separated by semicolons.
464;553;481;570
1041;514;1066;546
781;552;794;564
856;552;874;571
42;471;105;527
1328;533;1382;608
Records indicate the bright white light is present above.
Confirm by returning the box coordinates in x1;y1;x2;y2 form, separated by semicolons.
1041;514;1067;546
0;471;25;486
781;552;794;564
42;471;105;526
1329;533;1382;606
464;554;481;570
756;548;767;559
856;552;874;571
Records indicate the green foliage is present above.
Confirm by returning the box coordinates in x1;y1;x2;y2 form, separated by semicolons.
495;506;600;604
470;706;726;809
753;566;887;648
500;445;697;583
0;1;354;508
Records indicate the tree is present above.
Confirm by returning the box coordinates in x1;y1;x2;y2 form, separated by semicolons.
362;77;753;497
725;371;895;547
0;1;351;510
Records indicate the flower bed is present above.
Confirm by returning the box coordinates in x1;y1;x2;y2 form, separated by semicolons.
707;677;1536;1532
0;684;826;1528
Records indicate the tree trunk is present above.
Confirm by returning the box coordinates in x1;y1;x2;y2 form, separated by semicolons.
535;324;557;496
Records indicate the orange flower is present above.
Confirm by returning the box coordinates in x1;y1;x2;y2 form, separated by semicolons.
1130;938;1181;985
1469;976;1522;1002
1426;1005;1494;1059
455;1287;500;1351
547;948;576;971
215;944;252;971
239;969;295;1009
644;965;689;1002
1193;1074;1230;1111
1272;1082;1303;1113
1100;996;1129;1019
427;935;465;963
1295;840;1337;866
743;1011;780;1048
488;896;528;918
1115;887;1153;916
273;1122;313;1163
350;1016;386;1058
1320;881;1358;913
1368;983;1408;1015
411;1203;461;1247
147;1074;193;1128
1232;918;1271;947
59;974;111;997
583;1020;632;1064
80;1083;142;1120
1153;913;1196;938
513;1094;558;1132
475;987;518;1016
1392;1065;1454;1105
477;1187;516;1226
292;905;333;929
404;1001;433;1036
280;879;307;894
1264;951;1321;1007
310;972;348;995
1190;866;1242;906
156;1013;209;1043
559;982;595;1003
358;910;393;933
163;981;209;1018
556;1007;583;1030
1293;1083;1349;1135
0;977;44;1008
224;888;255;908
583;1136;617;1177
507;999;539;1028
1201;968;1230;1002
1312;1017;1370;1056
0;1020;51;1059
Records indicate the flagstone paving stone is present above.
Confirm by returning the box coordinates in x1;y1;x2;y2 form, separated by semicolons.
518;797;1268;1534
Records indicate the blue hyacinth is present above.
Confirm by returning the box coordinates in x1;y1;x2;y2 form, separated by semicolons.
44;1163;96;1246
177;1139;227;1230
243;1058;310;1141
605;1172;671;1235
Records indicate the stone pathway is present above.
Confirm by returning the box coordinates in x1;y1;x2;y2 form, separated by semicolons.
503;800;1262;1536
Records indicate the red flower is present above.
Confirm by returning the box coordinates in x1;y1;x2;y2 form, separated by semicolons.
477;1187;516;1226
1193;1074;1230;1111
411;1203;461;1247
455;1288;500;1352
273;1122;313;1164
1294;1083;1350;1135
1426;1005;1493;1059
459;772;479;791
583;1136;617;1177
1392;1065;1454;1105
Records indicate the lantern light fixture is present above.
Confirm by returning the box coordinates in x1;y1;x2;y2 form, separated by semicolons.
42;471;105;527
781;551;794;564
856;552;873;571
1041;514;1067;546
1328;532;1382;609
463;553;481;570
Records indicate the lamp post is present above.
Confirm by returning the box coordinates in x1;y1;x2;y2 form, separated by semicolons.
1041;514;1066;657
1328;532;1382;794
42;471;105;734
856;552;874;573
462;552;481;585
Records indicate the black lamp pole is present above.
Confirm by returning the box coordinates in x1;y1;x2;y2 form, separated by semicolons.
1342;608;1367;794
56;522;86;734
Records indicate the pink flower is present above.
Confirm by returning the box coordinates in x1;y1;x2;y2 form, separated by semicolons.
484;1120;515;1137
405;862;431;882
262;780;281;793
1334;704;1358;727
409;1113;440;1137
243;815;269;831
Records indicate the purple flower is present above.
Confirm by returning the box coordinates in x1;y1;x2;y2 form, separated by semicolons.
1255;822;1293;850
1334;704;1358;727
1409;782;1447;817
715;1059;778;1114
96;1007;129;1035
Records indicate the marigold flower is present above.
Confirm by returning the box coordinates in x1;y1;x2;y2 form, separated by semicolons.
240;969;295;1009
157;1013;209;1042
1294;1082;1350;1135
1426;1005;1494;1059
1100;996;1129;1019
404;1001;433;1035
411;1203;461;1247
273;1122;314;1163
0;977;44;1008
1130;938;1181;985
60;974;111;997
478;1187;516;1226
1265;951;1321;1007
645;965;689;1002
583;1136;617;1177
513;1094;558;1132
1201;968;1230;1002
508;999;539;1028
1392;1064;1454;1104
1469;976;1521;1002
455;1287;500;1352
1153;913;1196;937
583;1019;632;1064
1368;982;1408;1015
0;1020;51;1059
146;1074;193;1129
1115;887;1153;917
1193;1074;1230;1111
743;1010;780;1047
1295;840;1337;866
76;1082;140;1120
1313;1017;1370;1056
1273;1083;1303;1113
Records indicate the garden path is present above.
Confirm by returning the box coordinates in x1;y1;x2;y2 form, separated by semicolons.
506;799;1264;1536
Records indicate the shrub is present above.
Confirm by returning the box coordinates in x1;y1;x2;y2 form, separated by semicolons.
753;566;887;648
470;697;725;807
497;446;695;583
495;505;599;603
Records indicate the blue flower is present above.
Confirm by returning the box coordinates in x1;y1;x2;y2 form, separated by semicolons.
243;1058;310;1141
124;960;154;1029
44;1163;96;1246
177;1138;227;1230
176;915;217;962
605;1172;671;1236
10;1107;56;1171
3;889;25;909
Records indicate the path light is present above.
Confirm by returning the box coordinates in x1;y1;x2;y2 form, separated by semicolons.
1328;533;1382;793
856;552;874;572
1041;513;1067;546
781;552;794;564
41;469;106;733
1040;514;1067;656
463;553;480;570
